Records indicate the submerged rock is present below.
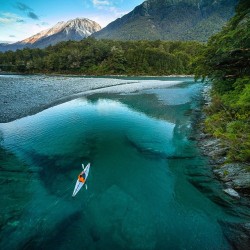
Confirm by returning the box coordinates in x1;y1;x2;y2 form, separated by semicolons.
223;188;240;199
88;185;157;249
220;221;250;250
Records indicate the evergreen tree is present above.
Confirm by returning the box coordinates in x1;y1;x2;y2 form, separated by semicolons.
195;0;250;162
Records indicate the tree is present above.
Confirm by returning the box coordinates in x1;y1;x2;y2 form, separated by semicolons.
195;0;250;162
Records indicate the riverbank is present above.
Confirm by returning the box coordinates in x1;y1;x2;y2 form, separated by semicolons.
191;84;250;249
195;84;250;198
0;74;134;123
0;71;194;78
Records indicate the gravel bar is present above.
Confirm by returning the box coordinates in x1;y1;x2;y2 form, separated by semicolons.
0;74;137;123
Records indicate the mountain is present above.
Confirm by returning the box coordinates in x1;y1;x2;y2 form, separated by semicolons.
93;0;238;42
0;41;12;44
0;18;101;52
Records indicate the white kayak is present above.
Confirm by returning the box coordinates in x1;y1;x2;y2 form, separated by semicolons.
72;163;90;197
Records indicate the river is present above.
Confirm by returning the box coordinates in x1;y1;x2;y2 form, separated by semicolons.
0;76;249;250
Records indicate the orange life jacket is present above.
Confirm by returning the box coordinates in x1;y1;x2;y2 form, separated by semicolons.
78;174;85;183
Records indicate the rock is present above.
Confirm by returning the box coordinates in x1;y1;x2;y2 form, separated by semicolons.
233;174;250;189
223;188;240;199
202;138;220;148
198;136;227;165
213;163;250;193
206;148;227;158
199;132;210;139
220;221;250;250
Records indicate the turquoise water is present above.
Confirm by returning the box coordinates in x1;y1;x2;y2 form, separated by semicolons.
0;78;249;250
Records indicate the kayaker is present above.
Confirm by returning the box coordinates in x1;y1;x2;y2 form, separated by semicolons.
78;172;85;183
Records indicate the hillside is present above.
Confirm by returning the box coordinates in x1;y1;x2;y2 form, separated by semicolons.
93;0;238;42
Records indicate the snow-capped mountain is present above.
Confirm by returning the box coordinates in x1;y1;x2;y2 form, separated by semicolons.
21;21;66;44
0;18;101;52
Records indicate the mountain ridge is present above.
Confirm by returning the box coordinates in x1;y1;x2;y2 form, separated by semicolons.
0;18;101;52
93;0;238;41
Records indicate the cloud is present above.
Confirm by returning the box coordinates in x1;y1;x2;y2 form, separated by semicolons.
41;22;49;26
36;21;49;27
27;11;39;20
91;0;127;17
0;12;24;24
92;0;111;8
108;6;127;17
86;0;128;27
16;2;32;11
9;35;16;37
14;1;39;20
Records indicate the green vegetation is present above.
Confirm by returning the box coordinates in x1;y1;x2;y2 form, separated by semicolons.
93;0;237;42
0;39;203;75
195;0;250;162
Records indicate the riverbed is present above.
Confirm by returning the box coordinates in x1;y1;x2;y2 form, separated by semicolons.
0;75;249;250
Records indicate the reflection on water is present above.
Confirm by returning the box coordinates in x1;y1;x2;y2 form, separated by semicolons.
0;78;249;250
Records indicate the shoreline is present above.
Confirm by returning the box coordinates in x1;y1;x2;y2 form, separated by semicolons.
0;71;194;78
194;84;250;248
195;84;250;198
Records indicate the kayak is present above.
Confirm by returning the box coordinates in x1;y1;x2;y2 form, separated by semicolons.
72;163;90;197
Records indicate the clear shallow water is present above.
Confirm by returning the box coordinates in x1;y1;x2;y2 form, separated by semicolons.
0;77;249;250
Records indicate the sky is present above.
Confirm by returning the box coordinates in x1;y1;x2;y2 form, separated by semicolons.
0;0;143;42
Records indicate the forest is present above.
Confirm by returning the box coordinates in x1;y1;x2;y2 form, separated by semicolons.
0;39;203;75
195;0;250;162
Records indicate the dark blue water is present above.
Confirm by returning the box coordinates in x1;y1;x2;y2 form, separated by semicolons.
0;77;249;250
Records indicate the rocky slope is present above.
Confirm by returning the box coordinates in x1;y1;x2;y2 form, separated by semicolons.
196;84;250;199
93;0;238;42
0;18;101;52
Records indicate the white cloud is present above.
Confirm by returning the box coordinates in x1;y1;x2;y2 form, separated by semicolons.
0;12;52;42
92;0;111;7
0;12;24;24
89;7;127;27
108;6;127;18
89;0;128;26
